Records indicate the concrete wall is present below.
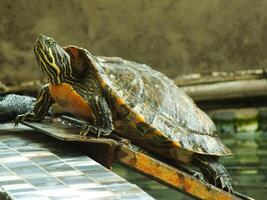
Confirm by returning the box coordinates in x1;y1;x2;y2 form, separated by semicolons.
1;0;267;84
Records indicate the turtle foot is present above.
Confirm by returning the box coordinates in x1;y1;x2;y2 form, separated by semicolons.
80;123;112;138
80;123;94;137
214;173;233;194
195;155;234;194
192;172;205;182
13;113;42;127
13;113;30;127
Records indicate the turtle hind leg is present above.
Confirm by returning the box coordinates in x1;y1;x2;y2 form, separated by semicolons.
193;155;234;194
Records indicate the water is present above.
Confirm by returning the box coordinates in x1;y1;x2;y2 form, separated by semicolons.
112;131;267;200
221;131;267;200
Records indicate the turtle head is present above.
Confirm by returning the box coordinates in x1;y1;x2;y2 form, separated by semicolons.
34;34;73;85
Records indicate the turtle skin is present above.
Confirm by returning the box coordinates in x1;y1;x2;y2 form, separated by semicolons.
14;35;233;193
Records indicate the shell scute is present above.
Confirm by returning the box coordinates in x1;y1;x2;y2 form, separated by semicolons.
81;52;231;156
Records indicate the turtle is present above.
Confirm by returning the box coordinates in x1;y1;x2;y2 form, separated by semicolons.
15;34;233;193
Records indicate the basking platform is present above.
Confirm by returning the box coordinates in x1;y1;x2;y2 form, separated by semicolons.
0;118;254;200
0;124;154;200
16;117;254;200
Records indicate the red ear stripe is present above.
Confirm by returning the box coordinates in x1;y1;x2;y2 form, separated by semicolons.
63;46;88;74
64;46;79;59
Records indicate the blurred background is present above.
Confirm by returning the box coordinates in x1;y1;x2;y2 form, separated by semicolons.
0;1;267;200
1;0;267;85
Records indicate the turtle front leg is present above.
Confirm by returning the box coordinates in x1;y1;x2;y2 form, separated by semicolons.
80;95;114;137
193;155;233;193
14;84;54;126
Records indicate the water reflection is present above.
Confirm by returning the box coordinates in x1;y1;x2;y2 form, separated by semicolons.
112;163;192;200
221;131;267;200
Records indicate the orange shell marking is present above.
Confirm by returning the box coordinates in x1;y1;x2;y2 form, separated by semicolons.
49;83;94;121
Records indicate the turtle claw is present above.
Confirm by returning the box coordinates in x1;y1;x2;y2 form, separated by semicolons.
192;172;205;182
79;123;92;137
13;114;28;127
13;113;42;128
98;128;112;137
79;123;112;138
215;174;234;194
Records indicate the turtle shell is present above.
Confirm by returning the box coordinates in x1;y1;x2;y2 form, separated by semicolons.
66;47;232;161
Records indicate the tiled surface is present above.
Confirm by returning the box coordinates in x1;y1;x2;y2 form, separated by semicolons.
0;124;154;200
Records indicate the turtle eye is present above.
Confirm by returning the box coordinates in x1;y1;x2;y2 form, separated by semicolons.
45;39;56;46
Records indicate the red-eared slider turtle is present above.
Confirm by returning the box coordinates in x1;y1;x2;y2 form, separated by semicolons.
15;34;233;192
